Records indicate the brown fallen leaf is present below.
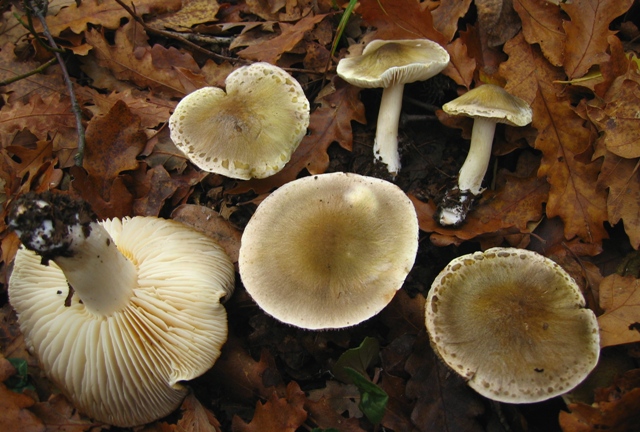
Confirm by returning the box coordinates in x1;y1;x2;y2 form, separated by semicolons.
29;394;102;432
237;14;328;64
171;204;242;264
306;380;366;431
559;369;640;432
561;0;634;79
532;82;608;244
231;381;307;432
513;0;566;67
357;0;447;45
475;0;521;48
174;392;223;432
597;274;640;348
442;38;477;89
84;21;208;98
587;79;640;160
0;356;44;432
431;0;472;43
597;151;640;249
42;0;181;37
133;165;180;217
152;0;221;30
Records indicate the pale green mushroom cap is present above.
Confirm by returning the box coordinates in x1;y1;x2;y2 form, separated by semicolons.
239;172;419;330
169;62;310;180
336;39;450;88
425;247;600;403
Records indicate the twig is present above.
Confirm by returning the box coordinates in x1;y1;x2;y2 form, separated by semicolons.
161;30;235;46
24;0;86;167
114;0;243;64
0;56;58;86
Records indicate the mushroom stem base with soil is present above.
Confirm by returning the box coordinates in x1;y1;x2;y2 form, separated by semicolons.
436;116;497;227
374;83;405;176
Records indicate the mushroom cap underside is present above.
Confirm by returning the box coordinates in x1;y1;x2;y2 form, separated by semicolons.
8;216;235;427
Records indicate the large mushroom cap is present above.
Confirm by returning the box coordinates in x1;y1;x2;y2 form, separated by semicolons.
9;216;235;427
425;247;600;403
239;172;419;330
169;62;310;180
336;39;450;89
441;84;532;126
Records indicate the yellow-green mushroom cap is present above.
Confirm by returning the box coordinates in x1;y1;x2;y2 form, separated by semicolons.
169;62;310;180
239;172;419;330
425;247;600;403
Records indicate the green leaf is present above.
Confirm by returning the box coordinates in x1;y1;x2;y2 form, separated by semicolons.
332;336;380;383
5;358;34;393
344;367;388;425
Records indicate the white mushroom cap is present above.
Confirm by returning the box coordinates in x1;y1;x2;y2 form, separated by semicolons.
441;84;532;126
336;39;450;88
169;62;310;180
425;248;600;403
239;172;419;330
9;216;235;427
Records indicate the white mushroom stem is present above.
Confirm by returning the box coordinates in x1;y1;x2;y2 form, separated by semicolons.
373;83;405;175
54;222;136;316
457;116;497;195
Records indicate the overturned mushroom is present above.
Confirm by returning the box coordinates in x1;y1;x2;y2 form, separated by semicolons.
169;62;310;180
337;39;449;176
8;192;235;427
239;172;419;330
425;247;600;403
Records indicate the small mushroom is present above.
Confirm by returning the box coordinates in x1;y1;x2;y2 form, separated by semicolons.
436;84;532;226
425;247;600;403
239;172;419;330
336;39;450;176
169;62;310;180
8;192;235;427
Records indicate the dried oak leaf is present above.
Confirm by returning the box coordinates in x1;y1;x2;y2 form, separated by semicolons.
171;204;242;264
0;355;44;432
405;333;485;432
70;168;134;220
306;381;366;431
596;152;640;249
151;0;221;30
42;0;181;37
172;392;222;432
237;13;328;64
431;0;472;43
597;274;640;348
501;31;565;105
229;78;365;195
532;82;608;244
593;36;640;99
443;38;477;89
83;99;146;181
357;0;447;45
84;21;208;98
559;369;640;432
30;394;101;432
513;0;566;67
475;0;522;48
561;0;634;79
232;381;307;432
3;140;54;194
587;79;640;159
132;165;180;217
0;93;75;149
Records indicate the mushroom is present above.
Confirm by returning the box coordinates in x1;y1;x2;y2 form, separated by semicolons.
8;192;235;427
169;62;310;180
239;172;419;330
425;247;600;403
436;84;532;226
336;39;450;176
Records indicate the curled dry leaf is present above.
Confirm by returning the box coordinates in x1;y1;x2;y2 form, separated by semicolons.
597;274;640;348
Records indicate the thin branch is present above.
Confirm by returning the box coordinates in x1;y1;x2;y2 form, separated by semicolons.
25;0;86;166
0;56;58;86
